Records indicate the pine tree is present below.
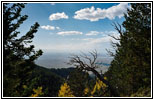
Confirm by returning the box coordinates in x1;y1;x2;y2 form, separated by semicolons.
67;69;90;97
106;3;151;96
3;3;43;96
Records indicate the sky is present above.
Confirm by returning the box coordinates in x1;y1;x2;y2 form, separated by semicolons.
17;3;130;55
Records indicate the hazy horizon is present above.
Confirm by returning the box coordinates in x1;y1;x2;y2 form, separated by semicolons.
35;51;113;69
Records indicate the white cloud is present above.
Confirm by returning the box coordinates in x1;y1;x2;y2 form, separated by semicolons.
41;25;61;31
36;31;120;53
82;37;111;43
86;31;100;36
90;33;120;44
57;31;83;36
56;27;60;30
40;25;55;30
40;33;119;52
74;3;129;21
50;3;55;5
90;36;112;43
85;31;118;36
49;12;68;21
82;38;94;41
83;32;120;44
104;31;118;34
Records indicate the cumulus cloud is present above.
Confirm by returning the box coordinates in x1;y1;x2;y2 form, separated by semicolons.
40;25;55;30
74;3;129;21
49;12;68;21
57;31;83;36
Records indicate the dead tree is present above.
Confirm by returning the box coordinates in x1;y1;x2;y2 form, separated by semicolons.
68;50;119;97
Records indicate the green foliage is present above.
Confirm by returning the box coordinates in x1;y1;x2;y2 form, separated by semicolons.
67;69;90;97
50;67;75;78
106;3;151;96
130;86;151;97
3;3;43;97
20;77;41;97
32;65;64;97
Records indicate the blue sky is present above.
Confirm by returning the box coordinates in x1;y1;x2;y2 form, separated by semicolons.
18;3;130;55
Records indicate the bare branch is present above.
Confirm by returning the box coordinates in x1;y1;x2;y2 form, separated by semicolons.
89;50;97;66
68;50;119;97
112;22;123;36
68;50;98;71
106;49;115;57
108;34;120;40
80;51;92;65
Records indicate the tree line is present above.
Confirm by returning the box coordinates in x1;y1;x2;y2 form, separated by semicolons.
3;3;151;97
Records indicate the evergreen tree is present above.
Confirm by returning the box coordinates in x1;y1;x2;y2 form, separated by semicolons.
106;3;151;96
67;69;90;97
3;3;43;96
